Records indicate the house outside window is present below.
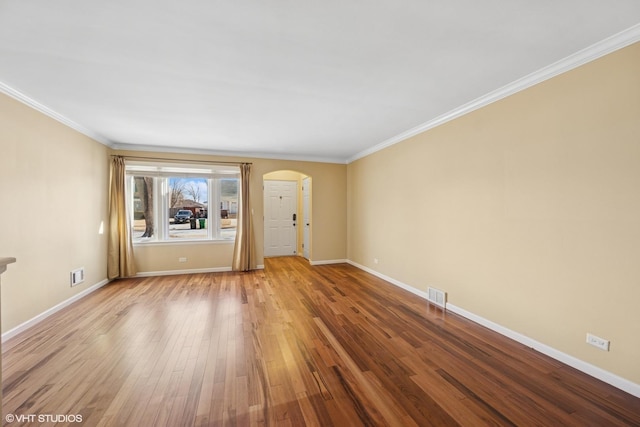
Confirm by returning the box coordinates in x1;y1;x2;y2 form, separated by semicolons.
126;162;239;243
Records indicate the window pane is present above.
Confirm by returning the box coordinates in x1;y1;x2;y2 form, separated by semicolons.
220;178;238;239
132;176;155;240
127;164;240;244
168;177;209;239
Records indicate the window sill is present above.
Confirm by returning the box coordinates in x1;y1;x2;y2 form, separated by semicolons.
133;239;235;247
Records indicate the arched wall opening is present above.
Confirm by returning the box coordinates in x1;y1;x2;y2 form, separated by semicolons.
263;170;312;260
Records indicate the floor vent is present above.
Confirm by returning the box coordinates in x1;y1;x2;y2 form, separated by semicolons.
427;287;446;308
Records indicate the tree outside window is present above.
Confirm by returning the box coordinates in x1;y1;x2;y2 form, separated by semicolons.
127;163;239;243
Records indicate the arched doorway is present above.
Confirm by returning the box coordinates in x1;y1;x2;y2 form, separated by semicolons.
263;170;312;260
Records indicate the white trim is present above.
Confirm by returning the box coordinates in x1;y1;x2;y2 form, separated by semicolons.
111;142;347;165
0;82;113;147
135;267;232;277
309;259;348;266
346;260;640;398
446;303;640;398
2;278;110;345
347;260;431;300
348;23;640;163
135;265;265;277
0;82;345;164
3;24;638;166
133;239;235;247
0;264;264;345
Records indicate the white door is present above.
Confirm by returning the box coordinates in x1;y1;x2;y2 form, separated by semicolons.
302;177;311;259
264;180;298;257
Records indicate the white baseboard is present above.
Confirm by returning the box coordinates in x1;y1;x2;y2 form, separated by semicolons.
136;267;232;277
2;278;110;345
346;260;640;398
136;265;265;277
347;260;431;300
310;259;347;266
2;264;268;344
444;303;640;398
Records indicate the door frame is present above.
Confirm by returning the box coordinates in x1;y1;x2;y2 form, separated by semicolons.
302;176;311;260
262;171;312;259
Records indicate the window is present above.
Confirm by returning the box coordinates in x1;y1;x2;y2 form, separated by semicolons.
126;162;239;243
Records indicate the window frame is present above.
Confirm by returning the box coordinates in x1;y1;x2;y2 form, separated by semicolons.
125;161;240;245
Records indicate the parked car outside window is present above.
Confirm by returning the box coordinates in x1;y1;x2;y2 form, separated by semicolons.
174;210;193;224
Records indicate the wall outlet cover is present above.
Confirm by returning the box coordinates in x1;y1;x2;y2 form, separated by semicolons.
70;268;85;286
586;333;610;351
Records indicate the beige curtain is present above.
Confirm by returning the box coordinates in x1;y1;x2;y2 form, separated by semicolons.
107;156;136;279
232;163;256;271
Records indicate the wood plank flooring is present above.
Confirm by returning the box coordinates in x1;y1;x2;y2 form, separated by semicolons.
3;257;640;426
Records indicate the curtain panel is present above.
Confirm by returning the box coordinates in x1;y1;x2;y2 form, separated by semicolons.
107;156;136;279
232;163;257;271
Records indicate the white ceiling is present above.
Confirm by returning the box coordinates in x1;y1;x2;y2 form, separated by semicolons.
1;1;640;163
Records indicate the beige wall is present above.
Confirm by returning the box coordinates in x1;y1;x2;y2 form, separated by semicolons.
5;39;634;388
113;150;346;272
0;93;110;333
348;43;640;383
264;170;305;181
0;91;346;329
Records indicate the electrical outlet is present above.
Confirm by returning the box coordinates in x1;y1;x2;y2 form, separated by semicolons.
70;267;84;287
374;258;379;264
586;333;610;351
178;257;187;263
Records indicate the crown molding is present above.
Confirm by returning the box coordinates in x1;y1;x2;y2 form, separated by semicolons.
0;81;114;147
111;142;347;164
0;79;345;163
347;23;640;164
3;23;638;165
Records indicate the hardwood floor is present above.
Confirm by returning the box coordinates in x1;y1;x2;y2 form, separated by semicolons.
3;257;640;426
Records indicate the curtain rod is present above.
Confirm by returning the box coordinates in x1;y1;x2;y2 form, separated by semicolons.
112;154;251;166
